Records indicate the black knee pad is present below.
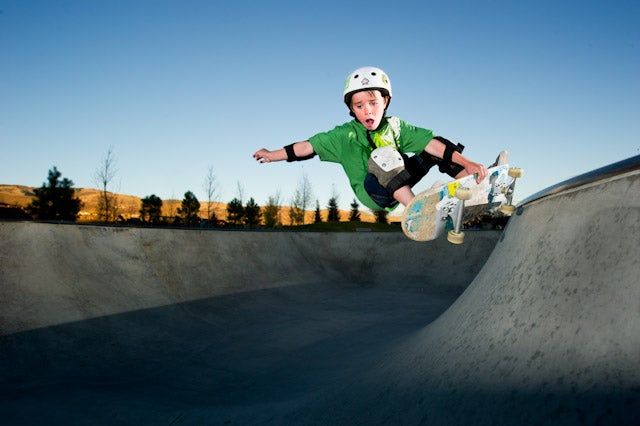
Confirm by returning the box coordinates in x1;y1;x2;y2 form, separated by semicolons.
404;152;437;187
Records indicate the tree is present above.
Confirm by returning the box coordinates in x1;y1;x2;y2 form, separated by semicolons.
290;173;312;225
178;191;200;227
263;193;281;228
327;196;340;222
299;173;313;223
244;197;262;228
203;165;219;224
226;198;245;226
235;181;245;204
314;200;322;223
349;198;361;222
375;209;388;224
27;167;81;221
94;147;119;222
288;200;304;225
140;194;163;225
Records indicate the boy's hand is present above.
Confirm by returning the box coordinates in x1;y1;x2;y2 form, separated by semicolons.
253;149;275;163
464;161;488;184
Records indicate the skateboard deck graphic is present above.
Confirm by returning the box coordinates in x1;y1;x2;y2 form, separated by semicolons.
401;162;522;243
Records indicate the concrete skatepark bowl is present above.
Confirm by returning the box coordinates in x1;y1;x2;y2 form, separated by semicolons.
1;155;639;425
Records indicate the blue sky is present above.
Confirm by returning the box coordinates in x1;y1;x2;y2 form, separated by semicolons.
1;0;638;215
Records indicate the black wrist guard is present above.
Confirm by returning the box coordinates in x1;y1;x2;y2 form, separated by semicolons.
284;143;316;162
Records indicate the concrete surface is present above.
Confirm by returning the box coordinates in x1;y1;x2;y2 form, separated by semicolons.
0;224;498;425
1;164;639;425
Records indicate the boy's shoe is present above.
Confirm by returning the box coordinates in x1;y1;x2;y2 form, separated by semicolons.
489;150;509;168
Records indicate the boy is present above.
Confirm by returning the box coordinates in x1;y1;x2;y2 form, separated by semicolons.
253;66;488;211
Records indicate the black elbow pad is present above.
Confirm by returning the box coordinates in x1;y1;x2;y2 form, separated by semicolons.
284;143;316;162
433;136;465;177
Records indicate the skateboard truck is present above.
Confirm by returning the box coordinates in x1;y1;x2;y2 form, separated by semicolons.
447;186;472;245
498;168;523;215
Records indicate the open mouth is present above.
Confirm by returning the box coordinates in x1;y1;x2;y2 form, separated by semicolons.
366;119;375;126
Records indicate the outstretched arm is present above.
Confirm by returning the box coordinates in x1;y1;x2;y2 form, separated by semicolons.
253;141;315;163
424;138;487;183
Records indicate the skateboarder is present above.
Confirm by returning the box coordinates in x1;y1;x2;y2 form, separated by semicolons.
253;66;488;211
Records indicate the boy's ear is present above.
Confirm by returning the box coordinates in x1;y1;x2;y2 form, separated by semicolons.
383;96;391;112
347;101;356;118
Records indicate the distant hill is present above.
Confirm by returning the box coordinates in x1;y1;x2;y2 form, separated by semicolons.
0;184;379;223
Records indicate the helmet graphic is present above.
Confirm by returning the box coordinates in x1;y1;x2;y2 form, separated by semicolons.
343;66;392;104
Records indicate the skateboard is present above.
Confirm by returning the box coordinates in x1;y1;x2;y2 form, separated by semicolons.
401;156;522;244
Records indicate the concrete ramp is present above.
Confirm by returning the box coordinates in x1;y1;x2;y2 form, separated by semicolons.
1;156;639;425
303;157;640;425
0;224;498;425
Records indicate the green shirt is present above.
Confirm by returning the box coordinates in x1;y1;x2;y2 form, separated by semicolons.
308;116;434;211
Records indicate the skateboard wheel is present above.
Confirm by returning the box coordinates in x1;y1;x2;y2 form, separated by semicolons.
447;230;465;244
499;204;516;215
454;187;472;201
508;167;523;178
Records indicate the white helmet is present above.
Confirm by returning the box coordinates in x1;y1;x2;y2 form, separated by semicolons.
343;66;392;104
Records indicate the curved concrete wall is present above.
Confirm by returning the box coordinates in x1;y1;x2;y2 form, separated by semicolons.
0;224;497;335
308;164;640;424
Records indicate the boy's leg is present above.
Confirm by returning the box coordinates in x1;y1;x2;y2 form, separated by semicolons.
393;186;414;206
366;148;491;208
363;173;399;209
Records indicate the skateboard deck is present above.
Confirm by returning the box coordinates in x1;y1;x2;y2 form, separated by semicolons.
401;162;522;243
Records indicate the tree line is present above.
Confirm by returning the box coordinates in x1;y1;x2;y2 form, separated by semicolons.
23;160;389;227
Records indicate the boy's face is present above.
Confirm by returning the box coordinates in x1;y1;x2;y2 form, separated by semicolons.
350;90;388;131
